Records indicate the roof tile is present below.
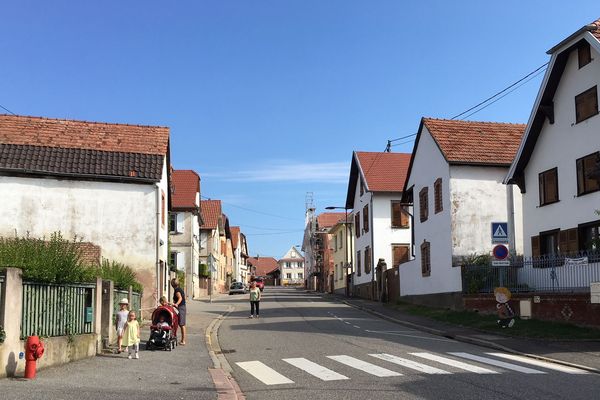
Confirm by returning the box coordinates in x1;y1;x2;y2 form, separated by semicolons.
200;200;222;230
171;170;200;210
356;152;411;192
317;212;347;229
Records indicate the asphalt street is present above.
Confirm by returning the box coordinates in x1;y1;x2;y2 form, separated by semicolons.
218;287;599;400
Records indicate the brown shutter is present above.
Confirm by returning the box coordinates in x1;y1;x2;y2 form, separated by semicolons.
577;158;585;195
559;230;568;255
567;228;579;253
391;202;401;228
400;206;410;228
531;235;540;257
355;213;360;238
392;246;401;267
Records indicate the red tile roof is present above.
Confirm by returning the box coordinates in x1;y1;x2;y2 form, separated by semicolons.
356;152;411;192
171;170;200;210
317;212;347;229
247;257;279;276
591;17;600;41
200;200;222;230
230;226;240;249
0;114;169;155
422;118;526;165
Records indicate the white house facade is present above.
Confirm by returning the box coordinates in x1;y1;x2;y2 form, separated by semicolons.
200;200;224;295
507;20;600;258
231;226;250;283
278;246;305;286
400;118;525;308
345;151;412;300
0;115;172;310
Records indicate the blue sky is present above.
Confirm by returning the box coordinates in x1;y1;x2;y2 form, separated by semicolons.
1;1;598;257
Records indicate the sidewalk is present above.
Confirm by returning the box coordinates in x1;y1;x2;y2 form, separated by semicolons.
323;292;600;372
2;296;230;400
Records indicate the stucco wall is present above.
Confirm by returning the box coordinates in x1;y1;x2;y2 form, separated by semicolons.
372;193;412;269
0;159;169;309
521;38;600;255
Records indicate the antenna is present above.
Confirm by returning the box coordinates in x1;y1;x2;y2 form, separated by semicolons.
305;192;314;211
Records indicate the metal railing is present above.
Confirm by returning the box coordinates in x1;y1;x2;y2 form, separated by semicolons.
462;250;600;294
21;282;96;339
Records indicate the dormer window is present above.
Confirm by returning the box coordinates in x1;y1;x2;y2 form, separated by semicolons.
575;86;598;123
578;42;592;68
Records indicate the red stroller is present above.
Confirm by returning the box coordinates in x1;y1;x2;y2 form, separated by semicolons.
146;305;179;351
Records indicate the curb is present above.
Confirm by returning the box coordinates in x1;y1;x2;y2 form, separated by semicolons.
333;297;600;374
205;306;246;400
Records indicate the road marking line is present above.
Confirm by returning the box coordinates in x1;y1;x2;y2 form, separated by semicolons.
449;352;545;374
410;353;498;374
369;353;451;374
486;353;590;374
235;361;294;385
365;330;455;343
327;355;402;377
344;321;351;324
353;325;361;329
283;358;349;381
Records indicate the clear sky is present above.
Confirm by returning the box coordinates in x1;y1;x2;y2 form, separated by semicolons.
1;1;598;257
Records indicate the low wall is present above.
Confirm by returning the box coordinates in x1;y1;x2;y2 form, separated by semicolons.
354;282;375;300
464;293;600;327
386;267;400;304
400;291;464;310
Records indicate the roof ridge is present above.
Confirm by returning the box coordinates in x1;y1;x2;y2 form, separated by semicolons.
0;113;170;130
423;117;526;126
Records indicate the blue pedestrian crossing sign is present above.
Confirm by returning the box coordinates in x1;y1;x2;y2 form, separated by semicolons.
491;222;509;244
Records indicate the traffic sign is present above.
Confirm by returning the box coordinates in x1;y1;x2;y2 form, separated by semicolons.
492;244;510;266
491;222;509;244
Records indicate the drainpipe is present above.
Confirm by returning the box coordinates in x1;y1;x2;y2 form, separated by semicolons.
155;184;161;306
370;193;375;300
507;184;517;257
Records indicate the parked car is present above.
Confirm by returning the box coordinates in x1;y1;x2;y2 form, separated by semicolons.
252;277;265;292
228;282;247;295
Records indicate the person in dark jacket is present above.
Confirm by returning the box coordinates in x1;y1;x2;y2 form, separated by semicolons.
171;278;187;345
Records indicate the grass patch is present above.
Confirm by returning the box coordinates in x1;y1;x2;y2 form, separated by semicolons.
393;302;600;340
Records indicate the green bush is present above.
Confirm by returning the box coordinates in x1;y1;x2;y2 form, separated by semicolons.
98;258;143;293
198;263;209;277
0;232;95;283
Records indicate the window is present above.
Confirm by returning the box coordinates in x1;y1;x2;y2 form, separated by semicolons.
578;41;592;68
538;167;559;206
392;244;410;267
434;178;443;214
419;187;429;222
286;262;291;268
579;221;600;251
575;86;598;123
298;272;303;280
540;230;559;256
391;201;410;229
286;273;292;279
356;250;362;276
360;178;364;196
363;205;369;233
420;241;430;277
364;246;372;274
577;152;600;195
354;212;361;238
169;251;178;269
339;232;343;249
169;213;177;233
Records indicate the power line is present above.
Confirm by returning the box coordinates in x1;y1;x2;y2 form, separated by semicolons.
0;103;16;115
450;62;549;120
460;68;546;120
200;194;302;222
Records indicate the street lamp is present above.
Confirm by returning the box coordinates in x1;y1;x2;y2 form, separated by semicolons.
325;206;352;296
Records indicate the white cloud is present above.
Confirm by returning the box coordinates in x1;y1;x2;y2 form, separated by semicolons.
203;160;349;183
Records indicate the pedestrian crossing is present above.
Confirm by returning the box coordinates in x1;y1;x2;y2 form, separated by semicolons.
235;351;590;385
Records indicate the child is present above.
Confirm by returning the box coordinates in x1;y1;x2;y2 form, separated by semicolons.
115;298;129;353
122;310;141;359
159;296;168;306
248;281;261;318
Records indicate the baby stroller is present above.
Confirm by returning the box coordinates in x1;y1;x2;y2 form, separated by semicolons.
146;304;179;351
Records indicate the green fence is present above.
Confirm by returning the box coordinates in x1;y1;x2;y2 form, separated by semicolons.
21;282;96;339
113;289;143;317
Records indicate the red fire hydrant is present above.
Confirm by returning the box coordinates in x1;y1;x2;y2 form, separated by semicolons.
24;335;44;379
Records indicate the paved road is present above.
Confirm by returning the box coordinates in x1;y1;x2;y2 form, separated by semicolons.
218;287;599;400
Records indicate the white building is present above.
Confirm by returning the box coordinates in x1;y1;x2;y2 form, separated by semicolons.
0;114;171;310
169;170;202;299
345;151;412;300
506;19;600;257
231;226;250;283
400;118;525;308
278;246;305;286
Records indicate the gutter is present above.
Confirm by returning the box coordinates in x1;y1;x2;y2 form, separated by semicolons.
155;184;161;306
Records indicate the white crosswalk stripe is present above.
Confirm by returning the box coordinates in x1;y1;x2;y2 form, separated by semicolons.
410;352;498;374
327;355;402;377
283;357;349;381
486;353;591;374
369;353;451;374
236;361;294;385
449;352;545;374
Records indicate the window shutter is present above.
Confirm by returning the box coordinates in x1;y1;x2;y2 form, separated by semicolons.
577;158;585;195
400;206;410;228
434;178;443;214
567;228;579;254
391;202;401;227
531;235;540;257
176;213;185;233
559;230;568;255
355;213;361;238
176;252;185;270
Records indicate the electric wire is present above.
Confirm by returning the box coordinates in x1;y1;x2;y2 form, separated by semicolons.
0;103;16;115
